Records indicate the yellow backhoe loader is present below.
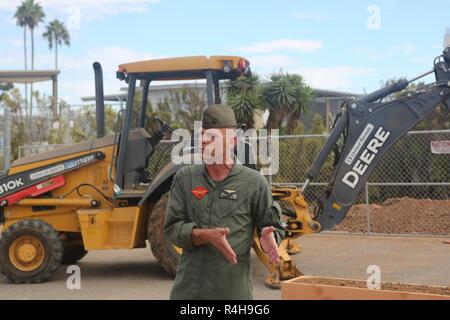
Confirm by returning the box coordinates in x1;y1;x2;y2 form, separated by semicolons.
0;56;316;287
1;47;449;288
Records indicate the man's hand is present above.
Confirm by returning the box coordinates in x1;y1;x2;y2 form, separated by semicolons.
260;226;280;264
192;228;237;264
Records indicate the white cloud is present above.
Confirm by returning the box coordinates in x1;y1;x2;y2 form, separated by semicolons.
0;45;160;103
1;45;157;70
291;11;332;21
58;47;160;100
58;77;124;103
0;0;160;21
294;66;375;91
2;44;374;99
237;39;323;54
409;57;427;64
247;54;296;70
348;45;419;60
1;37;23;47
391;45;417;56
59;46;157;71
347;48;379;60
0;48;25;67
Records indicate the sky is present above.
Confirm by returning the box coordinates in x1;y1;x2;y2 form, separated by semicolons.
0;0;449;105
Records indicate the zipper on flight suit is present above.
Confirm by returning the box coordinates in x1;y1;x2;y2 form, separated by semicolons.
197;179;218;297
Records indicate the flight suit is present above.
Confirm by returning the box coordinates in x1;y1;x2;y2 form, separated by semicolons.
163;164;284;300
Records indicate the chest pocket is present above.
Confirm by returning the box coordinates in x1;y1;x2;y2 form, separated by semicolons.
218;192;250;221
217;197;252;244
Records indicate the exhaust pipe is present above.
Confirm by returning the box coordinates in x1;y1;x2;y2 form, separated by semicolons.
93;62;105;138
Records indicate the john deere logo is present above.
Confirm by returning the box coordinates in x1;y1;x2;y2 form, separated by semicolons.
342;126;390;189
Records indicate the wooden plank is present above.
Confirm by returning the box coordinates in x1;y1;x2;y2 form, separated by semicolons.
281;276;450;300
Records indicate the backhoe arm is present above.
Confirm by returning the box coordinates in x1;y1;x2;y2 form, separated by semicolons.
305;47;450;231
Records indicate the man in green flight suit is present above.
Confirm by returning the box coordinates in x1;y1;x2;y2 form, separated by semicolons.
164;104;285;300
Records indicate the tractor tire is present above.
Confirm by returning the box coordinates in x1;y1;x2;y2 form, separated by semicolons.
62;246;88;265
148;193;180;276
0;219;63;283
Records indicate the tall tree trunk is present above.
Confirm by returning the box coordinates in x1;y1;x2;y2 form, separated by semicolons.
287;110;301;134
31;28;34;70
55;42;58;70
54;35;58;118
29;27;34;144
23;27;29;128
267;112;277;130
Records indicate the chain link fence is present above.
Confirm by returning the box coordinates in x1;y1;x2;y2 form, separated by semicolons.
272;130;450;237
16;129;450;237
0;150;5;175
149;130;450;237
0;106;8;174
145;130;450;236
18;144;70;159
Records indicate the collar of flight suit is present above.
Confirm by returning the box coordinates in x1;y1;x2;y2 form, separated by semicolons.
201;162;243;187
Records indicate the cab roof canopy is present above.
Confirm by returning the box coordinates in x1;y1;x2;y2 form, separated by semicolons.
117;55;250;81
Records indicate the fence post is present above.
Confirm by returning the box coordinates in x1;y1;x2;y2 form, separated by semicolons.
4;107;11;171
365;183;371;235
267;133;273;185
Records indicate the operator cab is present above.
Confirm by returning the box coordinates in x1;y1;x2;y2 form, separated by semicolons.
111;56;251;197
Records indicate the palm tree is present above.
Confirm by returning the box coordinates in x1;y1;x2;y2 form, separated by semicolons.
42;19;70;70
13;2;29;121
226;75;261;128
22;0;45;135
284;73;313;134
43;19;70;118
227;74;260;96
262;72;296;130
262;71;312;133
23;0;45;71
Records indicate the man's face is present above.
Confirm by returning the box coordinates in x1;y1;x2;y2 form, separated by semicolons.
201;127;237;165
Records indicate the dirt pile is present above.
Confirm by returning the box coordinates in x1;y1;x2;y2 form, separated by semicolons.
332;197;450;235
299;277;450;296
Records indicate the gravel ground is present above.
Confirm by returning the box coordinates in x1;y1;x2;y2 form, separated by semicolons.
0;233;449;300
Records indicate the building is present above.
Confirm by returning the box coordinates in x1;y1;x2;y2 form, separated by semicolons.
0;70;60;117
301;88;359;132
445;28;450;48
81;83;358;132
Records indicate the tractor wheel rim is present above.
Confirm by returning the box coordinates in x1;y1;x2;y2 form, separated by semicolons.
9;236;45;272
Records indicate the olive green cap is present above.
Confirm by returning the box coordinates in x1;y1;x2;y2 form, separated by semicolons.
201;104;237;129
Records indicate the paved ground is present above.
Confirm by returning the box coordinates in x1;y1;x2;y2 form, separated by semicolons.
1;233;449;299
